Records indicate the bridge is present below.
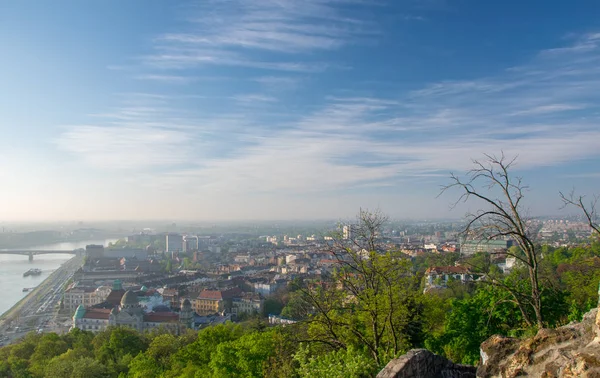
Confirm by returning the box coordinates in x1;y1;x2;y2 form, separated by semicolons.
0;250;80;261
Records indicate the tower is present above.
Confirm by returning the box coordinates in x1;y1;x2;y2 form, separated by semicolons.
118;290;144;331
179;298;194;329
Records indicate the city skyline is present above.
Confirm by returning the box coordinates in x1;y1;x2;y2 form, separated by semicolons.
1;1;600;221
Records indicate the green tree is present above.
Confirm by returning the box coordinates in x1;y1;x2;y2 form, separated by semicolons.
170;323;244;375
209;330;275;378
263;298;284;316
127;354;160;378
28;333;69;376
71;357;110;378
426;285;523;365
43;348;94;378
95;327;148;366
296;210;423;366
294;344;377;378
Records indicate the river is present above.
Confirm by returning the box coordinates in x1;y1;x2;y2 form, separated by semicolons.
0;239;118;316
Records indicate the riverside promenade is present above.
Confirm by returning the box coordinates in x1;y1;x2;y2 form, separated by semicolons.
0;255;83;344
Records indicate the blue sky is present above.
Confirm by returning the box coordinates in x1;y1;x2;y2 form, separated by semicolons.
1;0;600;221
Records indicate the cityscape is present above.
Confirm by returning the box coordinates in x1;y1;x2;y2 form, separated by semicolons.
2;0;600;377
0;215;595;338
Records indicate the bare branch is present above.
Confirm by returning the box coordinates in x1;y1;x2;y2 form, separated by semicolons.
441;153;543;328
560;190;600;236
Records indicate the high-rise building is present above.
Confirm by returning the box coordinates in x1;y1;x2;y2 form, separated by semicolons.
183;235;199;252
166;233;183;253
343;225;353;240
85;244;104;258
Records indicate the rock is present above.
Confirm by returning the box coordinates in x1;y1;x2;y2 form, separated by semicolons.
477;308;600;377
377;349;477;378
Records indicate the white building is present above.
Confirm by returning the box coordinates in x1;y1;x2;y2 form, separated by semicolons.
232;293;264;316
72;290;194;334
343;225;353;240
253;282;281;297
268;314;297;325
424;266;482;290
63;285;112;312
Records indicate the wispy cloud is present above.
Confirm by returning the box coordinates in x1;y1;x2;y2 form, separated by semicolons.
56;125;192;169
539;32;600;56
509;103;587;116
134;74;199;84
141;0;374;72
232;94;278;103
177;0;369;53
60;29;600;198
562;172;600;179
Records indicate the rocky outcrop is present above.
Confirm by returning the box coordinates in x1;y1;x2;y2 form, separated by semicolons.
377;349;477;378
378;291;600;377
478;308;600;377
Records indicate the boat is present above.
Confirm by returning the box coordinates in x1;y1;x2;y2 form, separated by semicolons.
22;287;33;292
23;268;42;277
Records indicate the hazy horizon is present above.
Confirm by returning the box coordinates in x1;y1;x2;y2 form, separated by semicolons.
1;1;599;222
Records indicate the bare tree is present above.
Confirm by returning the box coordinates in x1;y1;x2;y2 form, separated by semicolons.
441;153;543;328
559;189;600;236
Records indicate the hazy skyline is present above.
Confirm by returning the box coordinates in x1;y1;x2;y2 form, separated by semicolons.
1;1;600;221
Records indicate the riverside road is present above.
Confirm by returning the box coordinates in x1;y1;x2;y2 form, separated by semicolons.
0;255;83;344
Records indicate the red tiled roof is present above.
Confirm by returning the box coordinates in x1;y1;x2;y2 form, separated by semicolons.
144;312;179;322
83;308;111;320
198;290;223;300
197;287;242;300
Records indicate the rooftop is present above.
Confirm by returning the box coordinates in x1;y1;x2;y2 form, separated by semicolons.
144;312;180;323
82;308;112;320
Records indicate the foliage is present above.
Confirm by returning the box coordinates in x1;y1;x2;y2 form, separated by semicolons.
263;298;284;317
295;210;425;366
294;344;378;378
425;285;524;365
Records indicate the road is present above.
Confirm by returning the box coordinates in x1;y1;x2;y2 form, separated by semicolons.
0;255;83;345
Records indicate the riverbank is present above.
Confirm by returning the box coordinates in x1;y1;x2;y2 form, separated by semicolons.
0;255;83;341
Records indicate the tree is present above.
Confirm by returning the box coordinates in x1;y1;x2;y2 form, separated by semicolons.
294;209;422;366
95;327;148;365
425;284;526;365
263;297;284;316
28;333;69;376
171;323;244;374
560;189;600;236
294;344;377;378
70;357;109;378
441;153;544;328
209;330;275;378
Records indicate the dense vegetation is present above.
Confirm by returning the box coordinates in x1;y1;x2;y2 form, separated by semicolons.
1;240;600;378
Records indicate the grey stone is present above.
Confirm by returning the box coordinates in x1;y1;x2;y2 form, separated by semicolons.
377;349;477;378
